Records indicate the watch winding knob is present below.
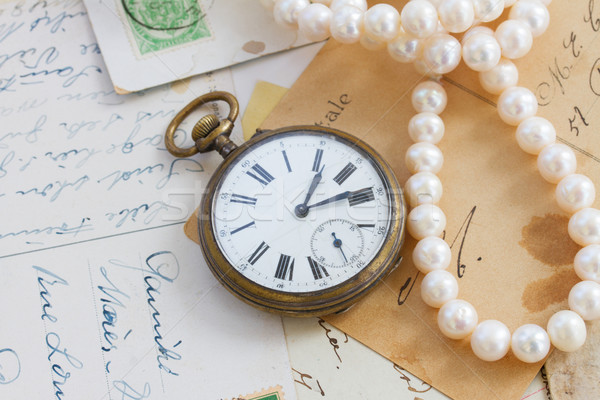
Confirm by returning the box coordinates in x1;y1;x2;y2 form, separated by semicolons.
192;114;220;141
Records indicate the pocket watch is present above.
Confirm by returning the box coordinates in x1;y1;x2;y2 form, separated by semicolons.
165;92;406;317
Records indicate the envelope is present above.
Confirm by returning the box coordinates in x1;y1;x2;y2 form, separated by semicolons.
256;1;600;399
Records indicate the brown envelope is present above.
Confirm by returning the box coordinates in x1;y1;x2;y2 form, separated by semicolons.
185;1;600;399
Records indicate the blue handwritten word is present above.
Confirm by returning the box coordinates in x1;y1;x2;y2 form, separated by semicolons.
98;163;164;190
97;266;130;352
20;64;102;88
80;43;100;55
30;10;87;34
0;75;16;93
106;124;162;155
34;266;83;400
113;380;151;399
156;158;204;189
0;47;37;69
0;114;46;148
0;217;93;241
16;175;89;202
32;265;68;323
45;148;101;168
45;333;83;400
0;348;21;384
0;97;48;117
144;251;182;376
59;113;122;139
56;90;123;105
105;200;178;228
135;109;175;124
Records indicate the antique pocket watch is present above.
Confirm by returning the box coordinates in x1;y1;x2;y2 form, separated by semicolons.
165;92;406;317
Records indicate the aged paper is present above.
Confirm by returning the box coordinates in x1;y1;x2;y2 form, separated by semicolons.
258;1;600;399
0;0;296;398
82;0;314;93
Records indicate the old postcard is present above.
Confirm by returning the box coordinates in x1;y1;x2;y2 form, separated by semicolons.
82;0;315;93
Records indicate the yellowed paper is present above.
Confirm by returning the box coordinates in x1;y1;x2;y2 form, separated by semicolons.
242;81;289;141
255;1;600;399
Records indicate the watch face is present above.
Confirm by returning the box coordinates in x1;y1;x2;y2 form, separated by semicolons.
211;130;393;293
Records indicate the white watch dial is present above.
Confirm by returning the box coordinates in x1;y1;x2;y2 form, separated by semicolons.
212;131;392;293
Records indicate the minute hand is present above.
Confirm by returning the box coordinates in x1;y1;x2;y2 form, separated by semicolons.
307;187;371;209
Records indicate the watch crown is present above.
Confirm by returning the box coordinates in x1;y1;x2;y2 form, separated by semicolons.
192;114;220;141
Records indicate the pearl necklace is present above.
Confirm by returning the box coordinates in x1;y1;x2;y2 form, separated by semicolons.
261;0;600;363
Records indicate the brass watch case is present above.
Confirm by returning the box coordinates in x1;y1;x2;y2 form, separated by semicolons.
197;125;406;317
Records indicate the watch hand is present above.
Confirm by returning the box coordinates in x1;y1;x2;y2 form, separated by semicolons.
307;186;371;209
332;232;348;263
295;164;325;218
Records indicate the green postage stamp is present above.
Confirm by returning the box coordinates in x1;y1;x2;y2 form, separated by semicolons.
121;0;211;55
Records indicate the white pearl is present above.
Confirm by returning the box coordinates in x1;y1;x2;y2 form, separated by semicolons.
511;324;550;363
413;236;452;273
401;0;439;39
569;208;600;247
298;4;332;41
556;174;596;214
537;143;577;184
360;34;385;50
574;244;600;283
461;26;495;44
405;142;444;174
462;31;501;71
412;81;447;114
437;299;478;339
515;116;556;155
330;6;364;44
470;320;511;361
405;171;443;207
407;204;447;240
479;58;518;94
473;0;504;22
260;0;277;12
509;0;550;38
421;34;462;74
363;4;400;42
388;29;421;63
547;310;587;352
330;0;366;12
421;270;458;308
568;280;600;321
495;20;533;59
273;0;310;29
408;112;445;144
438;0;475;33
497;86;538;126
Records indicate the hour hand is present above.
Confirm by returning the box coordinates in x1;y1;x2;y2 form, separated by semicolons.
295;165;325;218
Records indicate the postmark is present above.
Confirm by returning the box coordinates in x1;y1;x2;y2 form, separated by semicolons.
229;385;285;400
120;0;211;55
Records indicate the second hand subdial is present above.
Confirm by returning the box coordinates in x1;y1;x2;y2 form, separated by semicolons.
310;219;365;269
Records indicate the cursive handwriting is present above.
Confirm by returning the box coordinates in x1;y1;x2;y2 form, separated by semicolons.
318;319;343;363
113;380;151;400
143;252;182;376
105;200;178;228
292;368;325;396
0;217;93;241
97;266;130;353
393;364;432;394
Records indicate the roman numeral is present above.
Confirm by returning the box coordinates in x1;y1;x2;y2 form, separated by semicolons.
282;150;292;172
275;254;294;281
312;149;324;172
348;187;375;207
230;221;255;235
246;164;275;186
358;224;375;230
230;193;257;206
333;162;357;185
307;257;329;280
248;241;269;265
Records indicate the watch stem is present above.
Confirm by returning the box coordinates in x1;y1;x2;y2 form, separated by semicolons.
192;114;220;141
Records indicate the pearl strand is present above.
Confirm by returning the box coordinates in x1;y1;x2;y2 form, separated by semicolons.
261;0;551;78
261;0;600;363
